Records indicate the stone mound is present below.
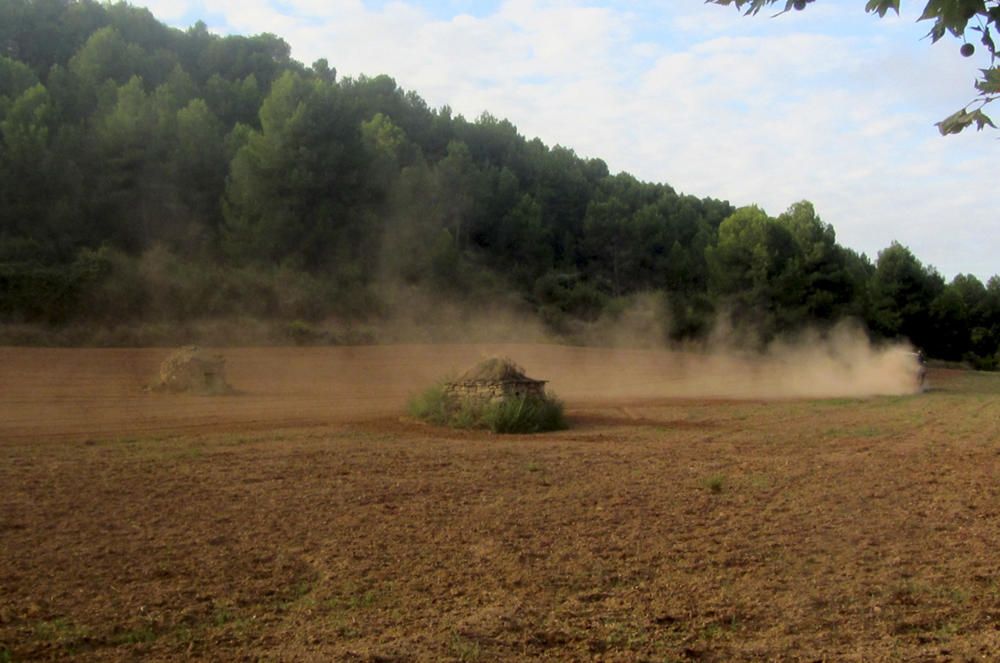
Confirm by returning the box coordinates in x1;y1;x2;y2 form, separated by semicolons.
456;356;540;384
448;357;546;403
154;346;232;394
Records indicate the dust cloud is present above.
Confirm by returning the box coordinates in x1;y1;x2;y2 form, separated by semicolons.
372;284;551;344
365;290;923;401
464;339;921;405
369;180;924;401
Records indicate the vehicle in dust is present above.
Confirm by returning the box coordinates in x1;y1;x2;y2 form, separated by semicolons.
910;351;928;391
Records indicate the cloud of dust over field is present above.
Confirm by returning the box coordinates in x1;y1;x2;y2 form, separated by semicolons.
370;285;673;347
745;323;921;398
407;308;922;401
518;320;922;402
371;217;920;400
373;284;553;344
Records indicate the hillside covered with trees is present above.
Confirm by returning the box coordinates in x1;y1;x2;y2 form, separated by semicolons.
1;0;998;367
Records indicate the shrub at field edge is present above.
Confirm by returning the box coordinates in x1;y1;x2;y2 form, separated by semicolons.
408;384;567;434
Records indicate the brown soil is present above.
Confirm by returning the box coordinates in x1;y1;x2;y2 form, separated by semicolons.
1;345;998;661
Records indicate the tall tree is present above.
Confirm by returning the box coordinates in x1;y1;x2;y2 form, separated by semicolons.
223;71;367;268
866;242;945;350
775;201;856;321
1;83;55;239
706;205;804;340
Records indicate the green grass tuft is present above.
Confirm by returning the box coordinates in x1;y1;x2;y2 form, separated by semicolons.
110;627;156;645
480;394;567;433
406;382;452;425
703;475;726;493
449;631;482;661
408;386;567;434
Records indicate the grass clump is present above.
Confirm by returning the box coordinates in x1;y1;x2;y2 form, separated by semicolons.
110;626;156;645
406;382;452;425
480;393;567;433
703;475;726;494
449;631;482;661
408;384;567;434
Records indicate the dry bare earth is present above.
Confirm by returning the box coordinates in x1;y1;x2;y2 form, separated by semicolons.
1;345;999;661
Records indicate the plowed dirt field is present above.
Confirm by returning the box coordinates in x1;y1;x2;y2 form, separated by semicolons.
1;345;999;661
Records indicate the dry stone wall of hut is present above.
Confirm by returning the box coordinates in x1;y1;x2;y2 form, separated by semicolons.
445;380;546;403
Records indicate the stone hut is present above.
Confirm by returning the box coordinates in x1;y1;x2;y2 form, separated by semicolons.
445;357;547;403
153;346;232;394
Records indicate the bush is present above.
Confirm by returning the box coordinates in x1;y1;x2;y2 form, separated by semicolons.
480;394;567;433
406;382;452;426
407;385;567;434
0;251;111;323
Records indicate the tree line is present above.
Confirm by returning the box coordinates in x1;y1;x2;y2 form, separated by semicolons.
1;0;998;367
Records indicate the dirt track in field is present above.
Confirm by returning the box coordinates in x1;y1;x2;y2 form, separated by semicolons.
0;343;920;442
2;345;998;662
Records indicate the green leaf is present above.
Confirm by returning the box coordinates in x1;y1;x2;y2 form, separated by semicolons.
704;0;778;17
865;0;901;18
926;23;947;43
975;67;1000;94
918;0;944;22
936;107;996;135
971;108;997;130
936;108;972;134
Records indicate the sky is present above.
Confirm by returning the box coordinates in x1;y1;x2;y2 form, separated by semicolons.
135;0;996;281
